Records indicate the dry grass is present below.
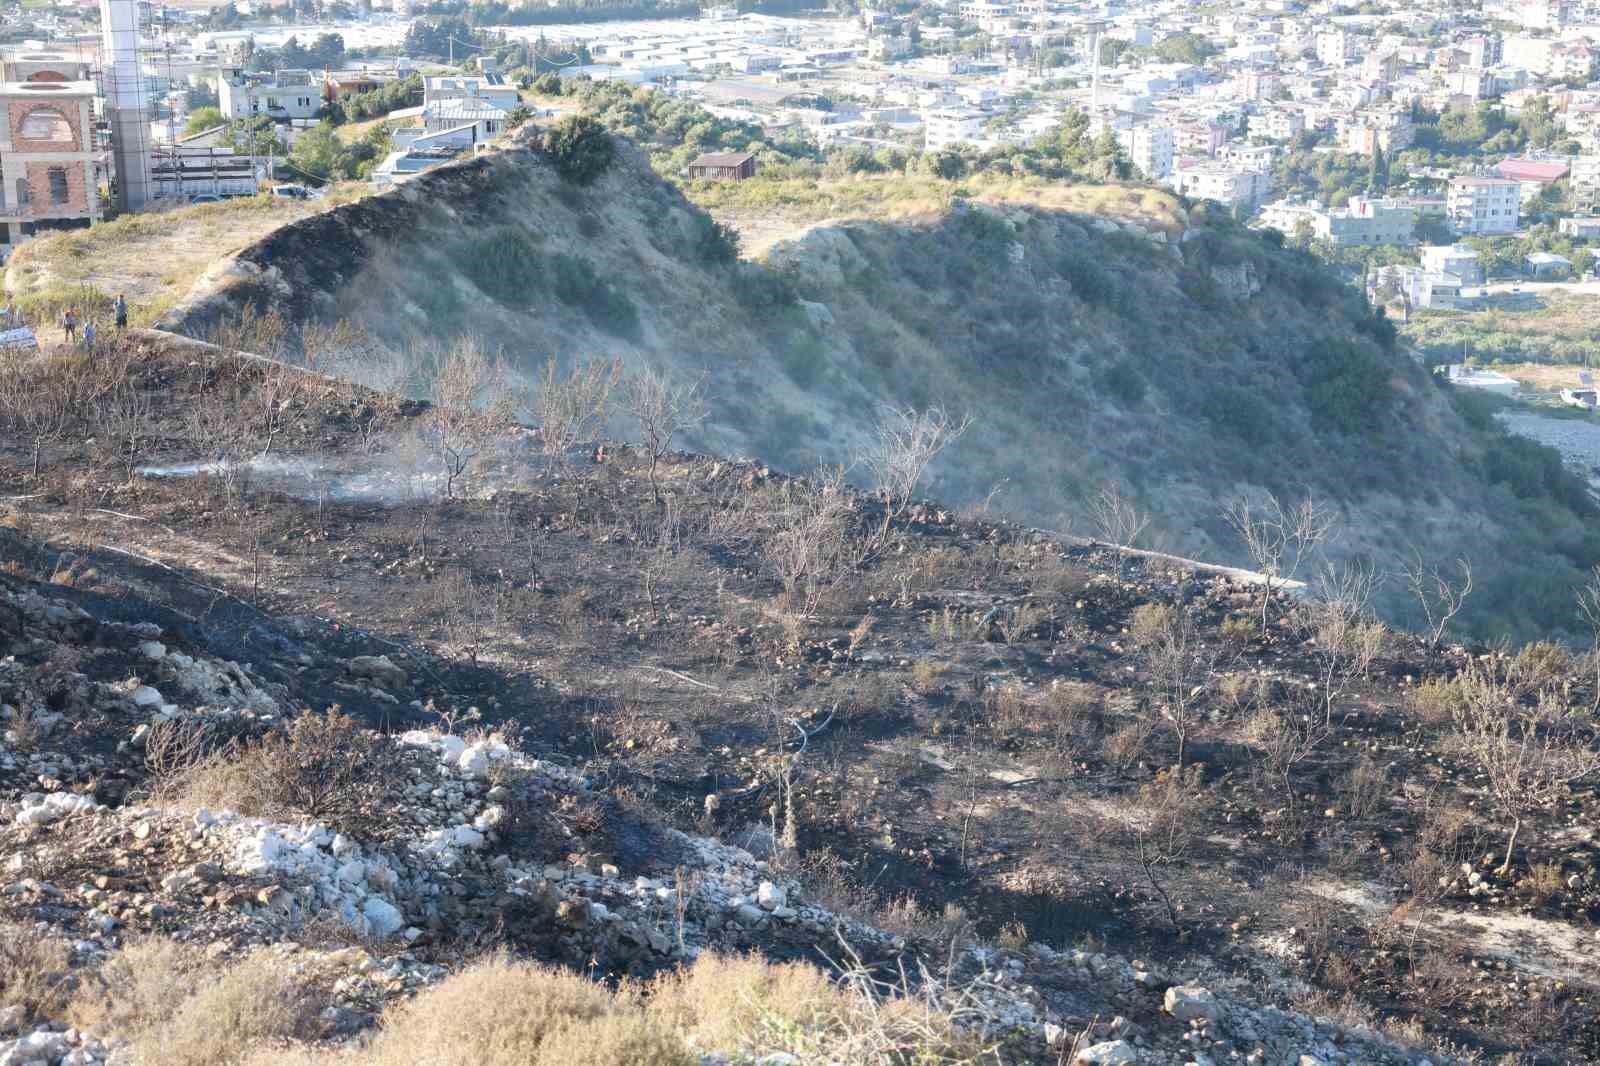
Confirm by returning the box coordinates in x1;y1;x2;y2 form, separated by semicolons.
693;172;1185;253
72;940;313;1066
232;951;992;1066
0;925;75;1024
69;936;203;1035
4;190;369;326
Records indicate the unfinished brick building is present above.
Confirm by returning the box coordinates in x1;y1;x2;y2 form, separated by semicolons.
0;78;101;247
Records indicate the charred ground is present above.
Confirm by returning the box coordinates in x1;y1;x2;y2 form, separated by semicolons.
2;334;1598;1063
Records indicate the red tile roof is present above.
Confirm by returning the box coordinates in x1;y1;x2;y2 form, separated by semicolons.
1495;158;1571;183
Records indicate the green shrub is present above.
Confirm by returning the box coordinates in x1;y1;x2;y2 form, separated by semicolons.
1297;338;1392;434
1100;360;1147;406
545;115;616;185
463;227;542;308
550;252;640;339
1058;254;1114;306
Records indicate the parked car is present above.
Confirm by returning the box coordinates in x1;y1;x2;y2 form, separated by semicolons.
270;185;310;200
189;193;222;204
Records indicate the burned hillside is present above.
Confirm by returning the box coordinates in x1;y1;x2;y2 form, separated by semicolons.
137;129;1599;642
1;334;1598;1064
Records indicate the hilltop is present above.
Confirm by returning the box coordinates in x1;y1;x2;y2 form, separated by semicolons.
0;332;1598;1065
34;119;1582;640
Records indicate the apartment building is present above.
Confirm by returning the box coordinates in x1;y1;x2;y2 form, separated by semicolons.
1260;196;1415;246
1321;196;1416;245
1447;175;1522;234
422;73;519;112
1573;154;1600;214
1315;29;1357;65
1247;107;1304;142
1174;120;1229;157
1116;123;1173;179
1173;162;1273;209
219;68;321;121
923;107;985;150
0;78;101;246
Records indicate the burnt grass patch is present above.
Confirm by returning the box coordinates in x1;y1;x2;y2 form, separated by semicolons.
3;334;1600;1062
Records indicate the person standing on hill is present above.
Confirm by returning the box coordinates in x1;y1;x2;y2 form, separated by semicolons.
114;294;128;330
61;308;76;344
82;320;95;352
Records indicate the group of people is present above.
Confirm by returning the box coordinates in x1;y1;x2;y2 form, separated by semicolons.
58;294;128;350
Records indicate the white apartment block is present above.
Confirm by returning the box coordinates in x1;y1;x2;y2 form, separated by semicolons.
1447;176;1522;234
1573;154;1600;214
1260;197;1415;246
1247;107;1304;142
1173;163;1273;209
1116;123;1173;179
1315;30;1357;65
218;68;320;121
1320;197;1416;245
923;107;985;150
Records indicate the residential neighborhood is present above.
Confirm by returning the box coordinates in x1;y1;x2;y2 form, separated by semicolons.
0;0;1598;307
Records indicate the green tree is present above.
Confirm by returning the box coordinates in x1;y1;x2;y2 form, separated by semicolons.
544;114;615;185
288;121;347;183
185;106;225;135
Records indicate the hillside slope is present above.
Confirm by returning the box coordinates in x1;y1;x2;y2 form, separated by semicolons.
62;135;1600;637
2;334;1598;1064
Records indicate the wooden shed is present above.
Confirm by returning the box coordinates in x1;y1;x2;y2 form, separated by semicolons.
687;151;757;181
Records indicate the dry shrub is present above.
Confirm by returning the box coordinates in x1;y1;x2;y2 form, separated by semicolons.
649;952;987;1065
1510;640;1572;694
1410;676;1467;728
1216;672;1268;714
1219;615;1255;646
73;941;313;1066
910;660;943;696
69;936;199;1035
1339;757;1390;819
1042;681;1098;757
1419;802;1473;858
982;682;1029;744
360;955;684;1066
137;951;316;1066
1519;862;1567;905
534;1011;695;1066
556;587;592;641
1102;715;1154;772
0;925;74;1024
152;709;403;838
998;602;1048;645
1129;602;1175;645
872;897;975;951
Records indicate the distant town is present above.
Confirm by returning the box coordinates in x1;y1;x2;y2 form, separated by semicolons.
4;0;1600;310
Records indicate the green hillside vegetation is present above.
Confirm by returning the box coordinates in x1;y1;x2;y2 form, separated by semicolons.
1404;294;1600;367
142;120;1599;642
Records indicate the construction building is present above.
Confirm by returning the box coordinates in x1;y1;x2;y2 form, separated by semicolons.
0;77;102;246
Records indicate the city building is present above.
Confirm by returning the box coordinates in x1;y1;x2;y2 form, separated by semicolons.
422;73;519;112
0;79;101;247
1447;175;1522;234
924;107;985;150
1421;243;1485;285
1315;29;1358;65
1115;123;1173;179
1572;154;1600;214
1247;107;1304;141
1260;196;1415;246
1173;162;1273;209
1174;120;1230;157
218;68;321;121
